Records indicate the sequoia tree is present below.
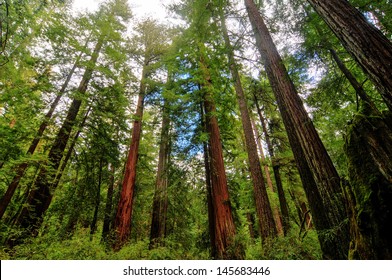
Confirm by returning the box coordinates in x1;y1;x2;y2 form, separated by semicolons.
219;6;277;241
245;0;349;259
149;96;171;248
113;19;168;250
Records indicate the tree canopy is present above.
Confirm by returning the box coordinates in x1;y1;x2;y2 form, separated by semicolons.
0;0;391;260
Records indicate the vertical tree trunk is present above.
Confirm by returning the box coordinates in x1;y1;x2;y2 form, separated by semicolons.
200;101;217;258
251;119;284;235
220;12;277;241
306;0;392;110
113;66;147;251
149;98;170;249
0;49;85;220
15;37;104;234
199;45;243;259
102;165;115;242
90;158;104;238
245;0;349;259
253;93;290;235
246;212;256;240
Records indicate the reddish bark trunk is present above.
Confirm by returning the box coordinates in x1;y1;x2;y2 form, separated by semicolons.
199;45;242;259
113;68;147;250
220;12;277;241
245;0;349;259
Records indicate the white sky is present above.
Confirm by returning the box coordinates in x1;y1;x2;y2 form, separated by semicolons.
72;0;176;22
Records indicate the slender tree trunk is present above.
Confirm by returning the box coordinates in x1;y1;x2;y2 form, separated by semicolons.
90;158;104;238
245;0;349;259
252;120;273;191
246;212;256;240
220;12;277;241
0;49;84;220
306;0;392;110
102;165;115;243
15;37;103;234
251;119;284;235
253;93;290;235
113;66;147;251
200;101;217;258
199;45;242;259
51;107;91;191
149;99;170;249
328;48;378;109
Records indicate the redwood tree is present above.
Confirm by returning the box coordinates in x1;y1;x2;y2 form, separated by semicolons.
245;0;349;259
113;19;168;250
112;67;147;250
149;97;170;248
199;44;242;259
219;8;277;241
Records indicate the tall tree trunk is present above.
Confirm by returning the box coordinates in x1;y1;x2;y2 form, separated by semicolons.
251;119;284;235
149;98;170;249
90;157;104;238
15;37;104;234
306;0;392;110
0;49;85;220
245;0;349;259
220;12;277;241
51;107;91;190
102;165;115;243
113;66;147;251
200;101;217;258
253;93;290;235
199;45;242;259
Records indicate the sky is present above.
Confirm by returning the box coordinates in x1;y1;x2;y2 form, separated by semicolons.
72;0;176;22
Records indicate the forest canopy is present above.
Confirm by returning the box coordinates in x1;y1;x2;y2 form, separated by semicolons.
0;0;391;260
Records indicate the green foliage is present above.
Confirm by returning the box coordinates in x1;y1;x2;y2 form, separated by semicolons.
246;229;322;260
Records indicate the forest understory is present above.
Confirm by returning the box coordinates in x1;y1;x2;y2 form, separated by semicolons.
0;0;391;260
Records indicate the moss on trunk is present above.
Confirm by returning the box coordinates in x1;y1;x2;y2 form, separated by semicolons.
344;104;392;259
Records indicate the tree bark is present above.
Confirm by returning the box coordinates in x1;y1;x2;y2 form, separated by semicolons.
344;105;392;259
245;0;349;259
199;44;243;259
149;98;170;249
15;37;103;234
113;66;147;251
251;118;284;235
307;0;392;111
200;101;217;258
220;12;277;241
